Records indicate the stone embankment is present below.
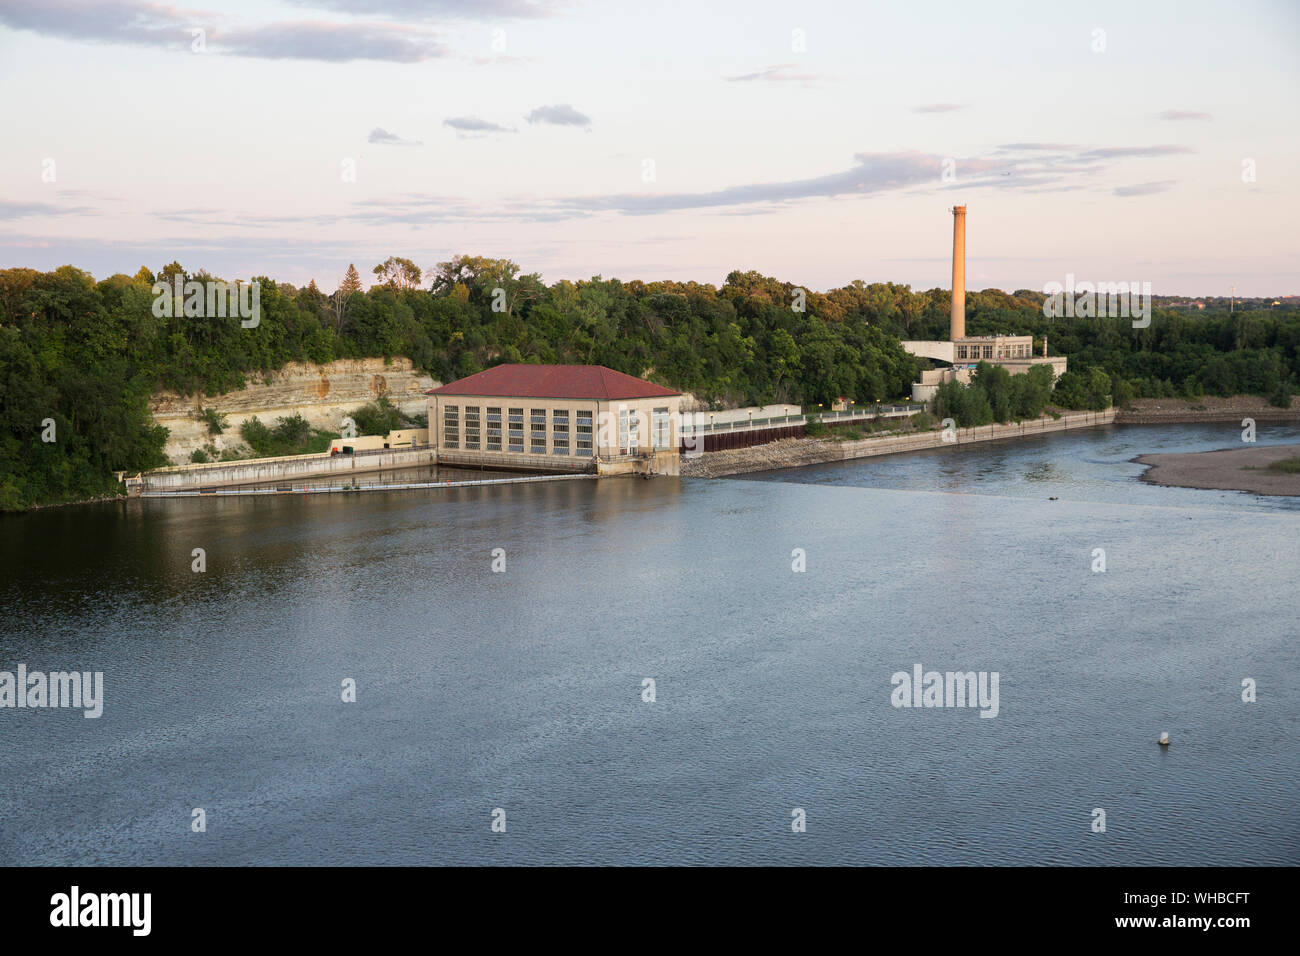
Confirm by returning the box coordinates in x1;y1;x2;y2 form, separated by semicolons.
680;409;1115;478
1114;395;1299;425
149;358;436;463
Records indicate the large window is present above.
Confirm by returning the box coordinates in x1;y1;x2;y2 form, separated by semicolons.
530;408;547;454
442;405;459;450
464;406;480;451
619;408;640;454
486;407;502;451
552;409;570;455
653;407;670;450
508;407;524;452
576;409;593;456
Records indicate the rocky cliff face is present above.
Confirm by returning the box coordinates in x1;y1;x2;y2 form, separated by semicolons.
149;358;437;463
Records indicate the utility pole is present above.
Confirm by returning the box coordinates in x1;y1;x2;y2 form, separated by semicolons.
1230;285;1235;313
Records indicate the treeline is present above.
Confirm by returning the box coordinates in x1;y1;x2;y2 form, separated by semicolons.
0;259;923;508
898;287;1299;406
2;257;1297;509
932;362;1118;428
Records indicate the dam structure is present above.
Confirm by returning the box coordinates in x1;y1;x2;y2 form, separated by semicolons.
134;366;689;494
132;366;926;495
902;205;1066;401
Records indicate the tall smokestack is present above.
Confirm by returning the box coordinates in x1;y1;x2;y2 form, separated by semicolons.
950;205;966;341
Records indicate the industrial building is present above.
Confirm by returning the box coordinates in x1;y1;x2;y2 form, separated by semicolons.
426;364;684;475
903;205;1066;401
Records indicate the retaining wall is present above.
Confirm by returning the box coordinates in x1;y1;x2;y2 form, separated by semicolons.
681;409;1115;478
142;447;437;491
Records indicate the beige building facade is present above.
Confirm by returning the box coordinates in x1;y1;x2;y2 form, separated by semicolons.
427;365;684;475
954;334;1034;362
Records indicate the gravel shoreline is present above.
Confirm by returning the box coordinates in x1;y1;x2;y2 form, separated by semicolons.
1134;443;1300;496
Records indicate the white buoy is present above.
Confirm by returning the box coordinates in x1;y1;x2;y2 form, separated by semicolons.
1158;732;1170;746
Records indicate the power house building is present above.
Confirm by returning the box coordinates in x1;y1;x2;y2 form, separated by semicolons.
426;364;685;475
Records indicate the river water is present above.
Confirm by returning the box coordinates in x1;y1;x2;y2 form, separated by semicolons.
1;422;1296;865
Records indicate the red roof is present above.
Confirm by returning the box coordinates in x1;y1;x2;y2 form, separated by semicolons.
427;364;680;400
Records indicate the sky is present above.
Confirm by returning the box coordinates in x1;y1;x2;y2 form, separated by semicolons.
0;0;1297;295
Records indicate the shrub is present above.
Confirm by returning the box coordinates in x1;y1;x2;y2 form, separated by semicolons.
240;417;273;455
350;395;403;436
197;406;228;436
271;413;312;448
908;410;936;431
240;414;331;457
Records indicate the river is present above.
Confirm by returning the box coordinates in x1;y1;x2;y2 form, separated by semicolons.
1;422;1296;865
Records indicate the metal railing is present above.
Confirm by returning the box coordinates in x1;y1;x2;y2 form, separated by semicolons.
435;449;593;473
143;472;595;497
680;404;921;435
341;443;434;457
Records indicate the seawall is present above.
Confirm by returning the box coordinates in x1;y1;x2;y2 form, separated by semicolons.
681;409;1115;478
141;447;437;492
1114;395;1299;425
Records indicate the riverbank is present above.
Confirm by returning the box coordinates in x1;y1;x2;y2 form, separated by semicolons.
1134;443;1300;496
681;409;1114;478
1115;395;1298;425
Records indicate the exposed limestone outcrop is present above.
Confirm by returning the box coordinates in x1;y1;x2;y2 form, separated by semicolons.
149;358;437;463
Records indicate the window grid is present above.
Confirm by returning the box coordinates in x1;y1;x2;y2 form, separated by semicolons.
653;407;670;450
464;406;480;450
576;410;594;456
442;405;459;450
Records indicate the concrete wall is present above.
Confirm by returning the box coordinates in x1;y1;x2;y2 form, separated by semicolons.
596;448;681;477
994;356;1068;379
385;428;429;447
682;409;1115;478
701;404;801;425
901;340;956;363
913;367;972;402
326;429;429;453
919;368;973;386
328;435;386;453
142;447;437;491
